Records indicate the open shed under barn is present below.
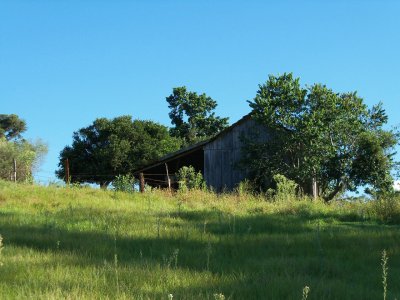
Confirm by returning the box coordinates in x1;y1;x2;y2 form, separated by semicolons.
133;114;268;191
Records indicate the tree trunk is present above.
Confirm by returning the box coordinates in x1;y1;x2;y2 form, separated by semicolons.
312;176;318;200
323;181;345;202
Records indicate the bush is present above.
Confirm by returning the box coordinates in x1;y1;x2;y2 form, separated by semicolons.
0;138;47;183
112;175;136;193
270;174;298;202
177;166;205;192
371;193;400;224
236;179;256;196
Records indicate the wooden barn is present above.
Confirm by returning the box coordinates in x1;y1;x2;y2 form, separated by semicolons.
133;114;268;191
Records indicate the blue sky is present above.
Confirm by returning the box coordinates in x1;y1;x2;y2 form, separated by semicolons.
1;0;399;183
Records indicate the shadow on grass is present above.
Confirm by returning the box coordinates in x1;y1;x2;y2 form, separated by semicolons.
1;210;399;267
1;210;400;299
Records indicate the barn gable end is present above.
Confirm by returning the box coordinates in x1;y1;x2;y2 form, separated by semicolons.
204;116;268;191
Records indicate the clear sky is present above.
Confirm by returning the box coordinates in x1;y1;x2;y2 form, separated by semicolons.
1;0;399;183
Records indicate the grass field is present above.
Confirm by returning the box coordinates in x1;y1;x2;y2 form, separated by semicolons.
0;180;399;299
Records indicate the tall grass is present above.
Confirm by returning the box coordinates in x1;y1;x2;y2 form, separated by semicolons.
0;235;3;267
0;180;399;299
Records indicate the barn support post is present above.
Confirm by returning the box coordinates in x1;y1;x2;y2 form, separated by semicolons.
165;163;171;192
139;172;145;193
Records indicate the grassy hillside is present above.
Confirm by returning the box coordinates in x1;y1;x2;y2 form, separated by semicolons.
0;181;399;299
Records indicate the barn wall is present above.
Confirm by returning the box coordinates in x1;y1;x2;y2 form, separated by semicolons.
204;118;269;191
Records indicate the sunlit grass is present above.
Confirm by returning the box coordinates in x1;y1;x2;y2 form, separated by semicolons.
0;180;399;299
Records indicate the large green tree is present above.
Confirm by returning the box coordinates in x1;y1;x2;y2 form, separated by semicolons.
0;114;27;140
166;87;229;145
244;73;398;201
56;116;181;188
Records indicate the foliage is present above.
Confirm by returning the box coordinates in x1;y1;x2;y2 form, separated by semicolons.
236;179;256;196
270;174;298;202
56;116;181;188
166;87;229;145
112;174;136;193
245;73;398;201
372;192;400;224
176;165;205;191
0;181;400;299
0;114;27;141
0;137;47;182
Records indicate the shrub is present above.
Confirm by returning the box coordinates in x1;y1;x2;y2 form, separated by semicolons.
176;166;205;192
371;192;400;224
112;175;136;193
236;179;256;196
0;138;47;182
271;174;298;202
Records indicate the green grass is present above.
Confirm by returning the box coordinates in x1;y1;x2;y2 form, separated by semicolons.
0;181;399;299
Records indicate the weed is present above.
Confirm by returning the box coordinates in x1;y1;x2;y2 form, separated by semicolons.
302;286;310;300
213;293;225;300
157;216;161;238
114;227;119;296
205;236;212;272
0;235;3;267
382;249;388;300
236;179;255;197
172;248;179;269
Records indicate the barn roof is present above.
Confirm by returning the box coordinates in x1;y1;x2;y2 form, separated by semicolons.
133;113;252;174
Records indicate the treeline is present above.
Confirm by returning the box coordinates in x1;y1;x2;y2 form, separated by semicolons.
3;73;398;200
56;74;399;199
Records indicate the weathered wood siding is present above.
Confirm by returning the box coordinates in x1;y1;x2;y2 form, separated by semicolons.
204;118;268;191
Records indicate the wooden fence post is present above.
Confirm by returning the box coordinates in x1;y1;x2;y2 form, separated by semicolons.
139;172;145;193
13;158;17;183
65;158;70;186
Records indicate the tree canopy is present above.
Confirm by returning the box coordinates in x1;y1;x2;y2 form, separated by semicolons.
56;116;181;188
244;73;398;201
0;114;27;140
166;87;229;145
